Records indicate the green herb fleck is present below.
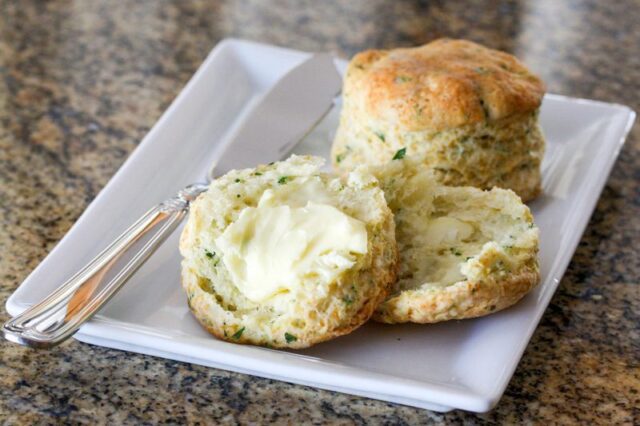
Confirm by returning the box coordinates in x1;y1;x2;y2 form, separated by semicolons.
236;194;241;198
285;332;297;343
204;249;220;266
395;75;411;83
528;223;535;229
474;66;488;74
343;296;354;306
450;248;462;256
234;178;243;183
253;172;263;176
465;256;473;261
278;176;290;185
335;153;346;163
232;327;245;339
374;131;386;142
392;147;406;160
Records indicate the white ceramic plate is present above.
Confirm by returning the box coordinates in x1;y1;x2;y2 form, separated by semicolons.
6;39;635;413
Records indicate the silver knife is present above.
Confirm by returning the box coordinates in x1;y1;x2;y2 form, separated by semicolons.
3;53;342;348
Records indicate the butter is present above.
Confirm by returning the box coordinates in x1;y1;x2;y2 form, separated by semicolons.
215;199;368;303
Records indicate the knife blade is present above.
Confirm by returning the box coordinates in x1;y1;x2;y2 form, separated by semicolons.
210;52;342;178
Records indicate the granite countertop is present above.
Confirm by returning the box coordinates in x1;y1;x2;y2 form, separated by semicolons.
1;0;638;423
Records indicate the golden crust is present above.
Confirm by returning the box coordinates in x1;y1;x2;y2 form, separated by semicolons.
347;38;545;131
373;267;539;324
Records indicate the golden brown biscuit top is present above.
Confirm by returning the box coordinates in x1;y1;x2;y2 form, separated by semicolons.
346;39;545;132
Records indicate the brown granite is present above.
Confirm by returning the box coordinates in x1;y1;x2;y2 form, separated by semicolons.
1;0;639;424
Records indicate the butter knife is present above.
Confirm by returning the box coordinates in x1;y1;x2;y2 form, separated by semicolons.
3;53;342;348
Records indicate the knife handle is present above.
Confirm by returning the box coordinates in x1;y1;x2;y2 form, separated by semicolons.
2;183;208;348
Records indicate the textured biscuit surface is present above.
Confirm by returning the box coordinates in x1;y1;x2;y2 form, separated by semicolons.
368;156;540;323
180;155;398;348
332;38;546;201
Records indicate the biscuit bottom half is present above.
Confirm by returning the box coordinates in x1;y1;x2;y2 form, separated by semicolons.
369;156;540;324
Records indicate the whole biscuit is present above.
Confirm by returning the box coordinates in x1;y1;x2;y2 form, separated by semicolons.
332;39;546;201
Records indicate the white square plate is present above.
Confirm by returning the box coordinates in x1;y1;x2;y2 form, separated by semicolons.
6;39;635;413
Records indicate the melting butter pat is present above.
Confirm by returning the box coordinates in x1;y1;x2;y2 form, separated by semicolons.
215;202;368;302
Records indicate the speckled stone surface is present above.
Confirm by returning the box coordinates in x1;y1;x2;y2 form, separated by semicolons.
1;0;638;424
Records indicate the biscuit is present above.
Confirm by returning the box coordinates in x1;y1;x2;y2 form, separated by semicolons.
332;38;546;201
367;155;540;323
179;155;398;348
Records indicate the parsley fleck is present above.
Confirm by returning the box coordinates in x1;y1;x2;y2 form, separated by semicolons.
204;249;220;266
465;256;473;261
343;296;354;306
253;172;263;176
277;176;290;185
335;153;346;163
374;131;385;142
285;332;297;343
234;178;243;183
232;327;245;339
450;248;462;256
392;147;406;160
